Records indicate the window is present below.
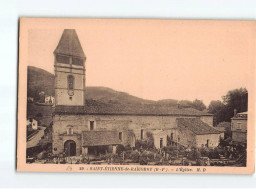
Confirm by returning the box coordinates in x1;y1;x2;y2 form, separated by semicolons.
237;122;241;130
178;136;180;143
72;57;83;66
56;55;70;64
67;75;74;90
141;129;144;139
67;127;73;135
90;121;95;130
69;96;72;100
119;132;123;141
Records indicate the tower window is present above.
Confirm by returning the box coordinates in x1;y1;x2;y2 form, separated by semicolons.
67;75;74;90
72;57;83;66
67;127;73;135
89;121;95;130
56;55;70;64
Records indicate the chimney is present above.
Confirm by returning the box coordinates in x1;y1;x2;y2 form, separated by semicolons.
234;109;237;117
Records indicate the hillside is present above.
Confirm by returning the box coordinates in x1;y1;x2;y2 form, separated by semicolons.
85;87;155;105
27;66;178;106
27;66;55;101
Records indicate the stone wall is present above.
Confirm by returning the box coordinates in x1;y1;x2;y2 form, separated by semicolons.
52;114;215;154
231;119;247;131
178;127;197;148
232;131;247;143
152;132;168;149
195;134;220;148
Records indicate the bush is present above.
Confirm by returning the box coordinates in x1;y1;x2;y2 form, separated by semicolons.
141;150;155;161
183;159;190;166
164;145;177;153
196;159;206;166
200;147;210;157
187;149;201;160
135;132;155;151
139;157;148;165
208;148;220;159
129;150;140;163
124;144;132;151
116;145;125;156
135;139;155;151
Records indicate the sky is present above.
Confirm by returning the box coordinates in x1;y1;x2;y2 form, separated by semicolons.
28;19;254;106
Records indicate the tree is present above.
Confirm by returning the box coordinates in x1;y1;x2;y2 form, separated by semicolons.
217;122;231;139
208;88;248;125
178;100;193;108
208;100;227;125
178;99;206;111
222;88;248;119
191;99;206;111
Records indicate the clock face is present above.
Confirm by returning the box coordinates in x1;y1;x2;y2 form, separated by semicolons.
68;90;74;96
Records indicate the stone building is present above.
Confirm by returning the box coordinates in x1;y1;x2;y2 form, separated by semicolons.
52;29;220;157
177;118;220;148
231;111;247;143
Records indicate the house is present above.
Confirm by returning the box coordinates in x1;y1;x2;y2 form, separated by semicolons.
231;110;247;143
45;96;55;104
215;127;225;139
27;118;38;130
151;130;168;149
177;118;220;148
51;29;220;157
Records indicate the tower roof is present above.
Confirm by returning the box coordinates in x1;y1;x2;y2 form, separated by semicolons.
54;29;86;58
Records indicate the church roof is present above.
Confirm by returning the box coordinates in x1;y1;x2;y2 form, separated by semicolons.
177;118;220;135
54;29;86;58
54;99;213;116
82;131;121;146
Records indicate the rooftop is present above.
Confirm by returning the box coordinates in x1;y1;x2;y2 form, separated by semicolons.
54;29;86;58
232;111;248;120
54;100;213;116
82;131;121;146
177;118;220;135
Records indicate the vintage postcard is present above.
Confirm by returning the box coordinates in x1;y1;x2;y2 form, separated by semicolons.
17;18;255;174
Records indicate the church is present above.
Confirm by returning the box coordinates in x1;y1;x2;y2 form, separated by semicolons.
52;29;221;157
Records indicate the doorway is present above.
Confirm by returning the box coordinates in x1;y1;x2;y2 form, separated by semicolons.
160;138;163;148
206;139;210;148
64;140;76;156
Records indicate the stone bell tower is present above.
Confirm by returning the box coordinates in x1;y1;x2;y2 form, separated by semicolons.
54;29;86;106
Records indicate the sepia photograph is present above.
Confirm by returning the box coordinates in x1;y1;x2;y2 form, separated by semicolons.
17;18;255;173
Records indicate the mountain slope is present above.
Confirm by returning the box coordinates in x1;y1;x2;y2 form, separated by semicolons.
27;66;178;106
27;66;55;100
85;86;155;105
